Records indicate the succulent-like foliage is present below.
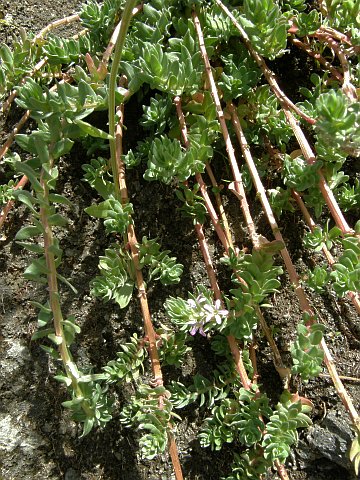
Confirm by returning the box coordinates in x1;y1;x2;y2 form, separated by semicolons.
120;384;177;459
290;315;325;381
103;333;146;383
315;90;360;157
330;236;360;297
175;183;208;224
0;29;39;98
85;196;134;234
303;222;342;252
2;0;360;474
199;387;271;450
90;247;135;308
262;391;312;463
138;236;183;285
238;0;289;59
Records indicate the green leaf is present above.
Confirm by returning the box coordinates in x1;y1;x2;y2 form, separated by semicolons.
114;281;134;308
48;193;73;206
0;44;13;65
52;138;74;159
16;241;44;254
13;161;43;192
31;328;54;341
56;273;78;294
40;345;59;359
48;213;68;227
48;333;63;345
73;119;113;140
24;259;49;283
15;225;43;240
81;417;95;437
85;200;112;218
54;375;72;386
13;190;39;214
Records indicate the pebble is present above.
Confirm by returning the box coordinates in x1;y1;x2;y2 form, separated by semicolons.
64;468;80;480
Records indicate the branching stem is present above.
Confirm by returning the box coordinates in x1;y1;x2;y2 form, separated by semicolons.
291;190;360;315
214;0;316;125
34;13;80;41
174;95;252;390
229;104;360;436
115;101;183;480
290;37;343;83
39;165;92;417
108;0;137;196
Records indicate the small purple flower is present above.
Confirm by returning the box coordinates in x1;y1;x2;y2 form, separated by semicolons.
204;299;229;324
187;294;229;336
189;320;206;337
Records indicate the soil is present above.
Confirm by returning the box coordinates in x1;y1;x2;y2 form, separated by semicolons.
0;2;360;480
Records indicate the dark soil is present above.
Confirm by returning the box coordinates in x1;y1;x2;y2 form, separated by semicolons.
0;2;360;480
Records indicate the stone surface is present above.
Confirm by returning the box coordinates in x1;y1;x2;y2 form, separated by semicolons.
306;411;354;471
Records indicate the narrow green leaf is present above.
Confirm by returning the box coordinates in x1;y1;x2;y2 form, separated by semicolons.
40;345;59;359
0;44;13;65
13;161;43;192
81;417;95;437
16;241;44;254
48;333;63;345
30;301;52;313
48;213;68;227
14;191;39;214
52;138;74;159
31;328;54;340
56;273;78;294
15;225;42;240
54;375;72;386
24;258;49;278
73;119;113;140
48;193;73;206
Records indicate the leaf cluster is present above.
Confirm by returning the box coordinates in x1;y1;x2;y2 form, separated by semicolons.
175;183;208;224
0;29;38;98
262;391;312;463
303;222;342;252
199;387;271;450
103;333;146;382
169;363;238;410
290;315;325;382
238;0;289;59
120;384;177;459
138;236;183;285
330;236;360;297
85;196;134;234
90;247;135;308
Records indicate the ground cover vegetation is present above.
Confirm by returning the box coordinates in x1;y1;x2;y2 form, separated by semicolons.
0;0;359;478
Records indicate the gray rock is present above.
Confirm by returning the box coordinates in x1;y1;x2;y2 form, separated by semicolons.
64;468;80;480
306;411;354;471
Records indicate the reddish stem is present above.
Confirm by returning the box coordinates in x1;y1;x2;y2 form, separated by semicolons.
290;37;343;83
115;102;183;480
0;175;28;230
229;105;360;435
291;190;360;315
315;33;357;102
214;0;316;125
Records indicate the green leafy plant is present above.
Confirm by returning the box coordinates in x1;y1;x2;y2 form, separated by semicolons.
1;0;360;477
120;383;179;459
290;315;325;381
303;221;342;251
90;247;135;308
330;236;360;297
238;0;289;59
